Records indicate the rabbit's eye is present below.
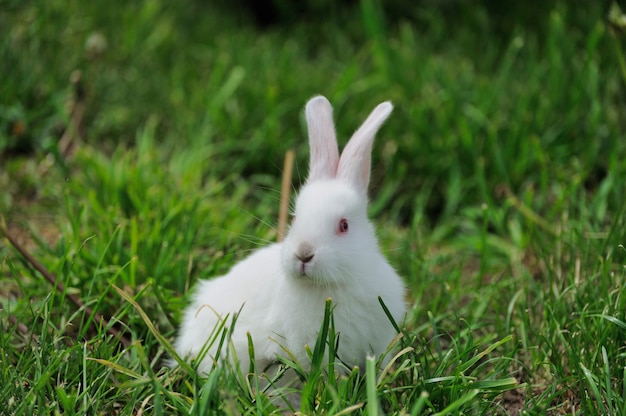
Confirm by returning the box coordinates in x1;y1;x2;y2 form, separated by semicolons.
338;218;349;234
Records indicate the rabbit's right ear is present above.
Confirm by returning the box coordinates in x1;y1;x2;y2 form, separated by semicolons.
305;96;339;182
337;101;392;194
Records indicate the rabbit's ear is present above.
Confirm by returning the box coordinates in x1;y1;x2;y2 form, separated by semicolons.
337;101;393;193
305;96;340;182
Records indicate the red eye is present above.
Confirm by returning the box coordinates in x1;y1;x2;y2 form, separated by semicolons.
338;218;349;234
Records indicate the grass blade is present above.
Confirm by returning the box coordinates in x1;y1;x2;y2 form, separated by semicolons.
366;355;379;416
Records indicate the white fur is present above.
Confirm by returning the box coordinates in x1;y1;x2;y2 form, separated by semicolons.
173;96;406;377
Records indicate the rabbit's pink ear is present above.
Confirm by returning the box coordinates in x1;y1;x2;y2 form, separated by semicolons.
338;101;393;193
305;96;339;182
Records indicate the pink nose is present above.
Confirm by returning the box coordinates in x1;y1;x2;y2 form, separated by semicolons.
296;242;315;263
297;253;314;263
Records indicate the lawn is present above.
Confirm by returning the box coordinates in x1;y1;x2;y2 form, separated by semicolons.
1;0;626;414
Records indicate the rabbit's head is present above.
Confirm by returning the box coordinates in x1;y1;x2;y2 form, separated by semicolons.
281;96;393;285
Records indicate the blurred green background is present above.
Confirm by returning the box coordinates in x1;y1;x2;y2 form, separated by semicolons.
2;0;623;228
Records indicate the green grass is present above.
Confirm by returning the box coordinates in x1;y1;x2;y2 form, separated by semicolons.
2;0;626;414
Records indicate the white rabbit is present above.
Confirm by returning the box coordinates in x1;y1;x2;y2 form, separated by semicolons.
173;95;406;379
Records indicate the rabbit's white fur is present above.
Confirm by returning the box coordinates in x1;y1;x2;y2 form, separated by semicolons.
173;96;406;376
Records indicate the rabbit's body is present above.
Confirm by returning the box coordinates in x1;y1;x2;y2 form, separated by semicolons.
175;244;283;374
174;96;406;378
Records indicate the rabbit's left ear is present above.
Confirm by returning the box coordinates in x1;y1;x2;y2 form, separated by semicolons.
337;101;393;193
305;96;340;182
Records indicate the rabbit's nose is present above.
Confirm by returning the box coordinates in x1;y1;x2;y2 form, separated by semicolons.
297;253;314;263
296;243;314;263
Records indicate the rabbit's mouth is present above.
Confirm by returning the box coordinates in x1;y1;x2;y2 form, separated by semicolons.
297;261;312;278
290;242;317;279
289;259;322;282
